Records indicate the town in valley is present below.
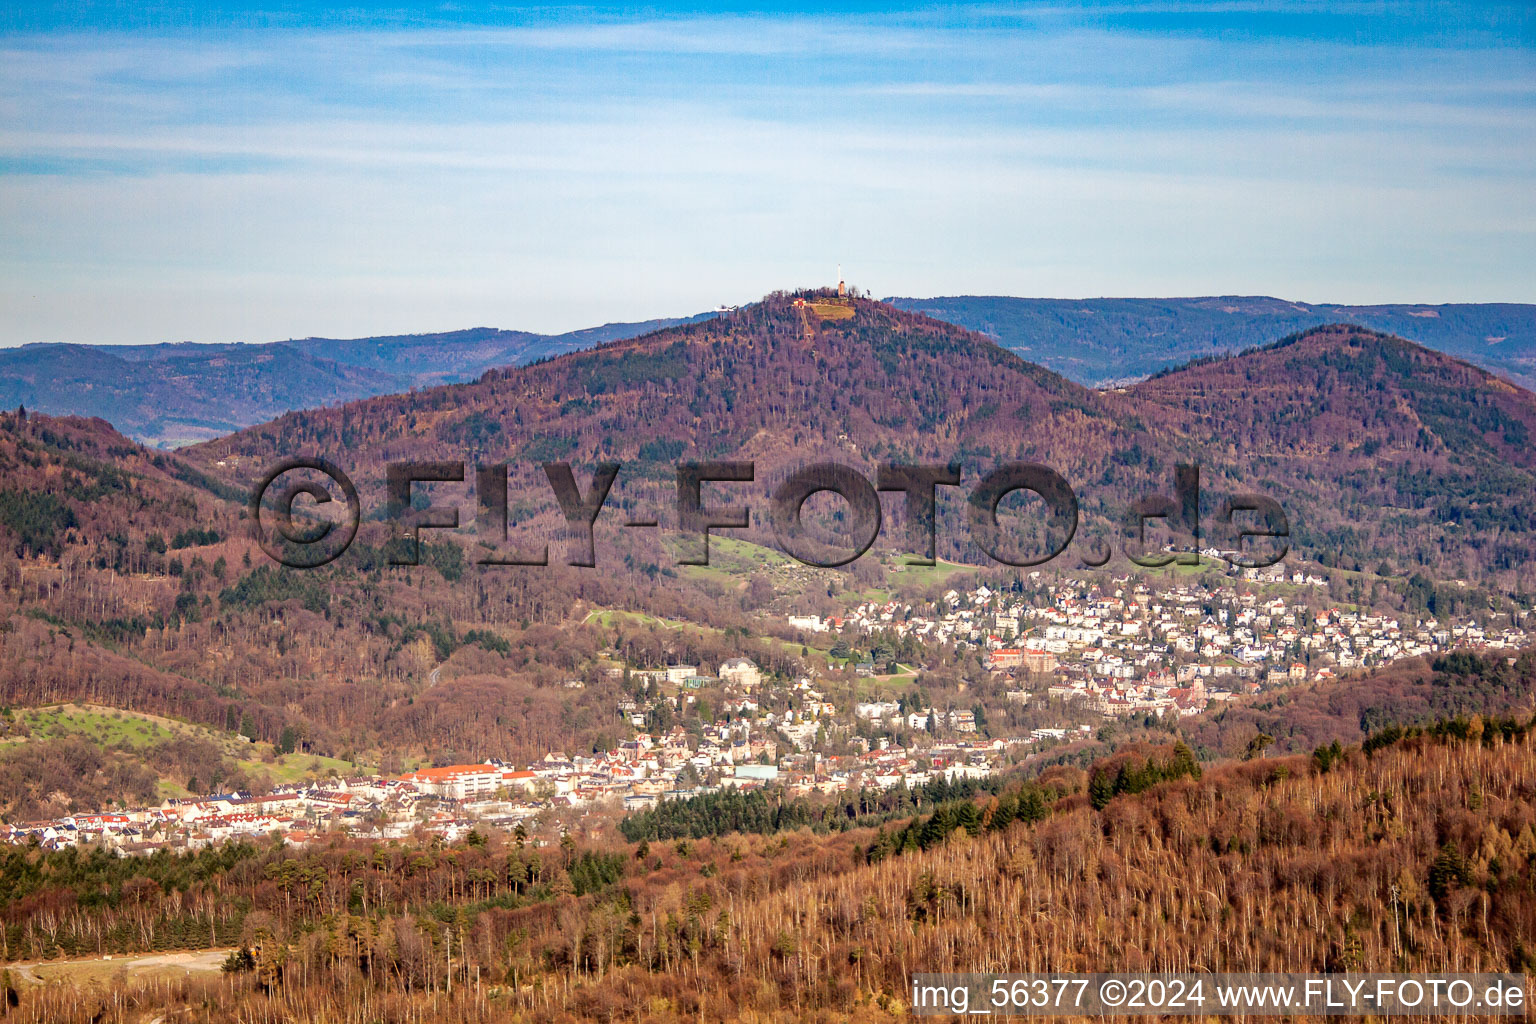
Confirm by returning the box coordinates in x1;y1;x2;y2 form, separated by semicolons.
7;558;1526;856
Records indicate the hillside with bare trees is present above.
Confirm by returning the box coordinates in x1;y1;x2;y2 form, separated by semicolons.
189;295;1536;588
0;715;1530;1022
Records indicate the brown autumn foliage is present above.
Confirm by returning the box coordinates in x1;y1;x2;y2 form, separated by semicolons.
3;305;1536;794
1;296;1533;779
188;296;1536;585
0;723;1531;1022
1185;650;1536;758
0;411;830;776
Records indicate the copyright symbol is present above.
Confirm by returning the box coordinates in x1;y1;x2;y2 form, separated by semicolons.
1100;980;1126;1007
1078;535;1112;568
248;457;360;568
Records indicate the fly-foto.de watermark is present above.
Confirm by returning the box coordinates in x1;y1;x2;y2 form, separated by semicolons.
249;458;1289;571
909;973;1528;1016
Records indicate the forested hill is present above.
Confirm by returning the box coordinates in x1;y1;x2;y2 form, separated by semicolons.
1132;324;1536;470
1123;323;1536;581
190;294;1536;588
11;293;1532;448
195;291;1123;483
0;409;816;784
1;709;1531;1024
187;291;1140;570
0;314;715;448
0;410;241;560
890;294;1536;389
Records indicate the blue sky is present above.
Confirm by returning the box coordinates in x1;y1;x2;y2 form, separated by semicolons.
1;2;1532;345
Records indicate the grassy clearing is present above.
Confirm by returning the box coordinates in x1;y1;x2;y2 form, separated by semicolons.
258;751;359;784
584;607;833;664
3;703;367;792
1129;563;1225;585
885;557;981;589
14;704;184;748
17;949;233;986
584;609;693;631
678;535;794;587
859;667;919;693
855;557;979;604
156;779;191;800
809;302;856;321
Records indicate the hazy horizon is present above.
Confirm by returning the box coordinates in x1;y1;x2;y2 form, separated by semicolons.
2;1;1532;346
7;289;1536;351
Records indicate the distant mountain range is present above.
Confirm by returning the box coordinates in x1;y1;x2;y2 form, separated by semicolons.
886;295;1536;389
4;294;1533;448
190;293;1536;587
3;291;1534;782
0;315;715;447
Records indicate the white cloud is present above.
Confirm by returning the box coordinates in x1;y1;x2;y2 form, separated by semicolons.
0;11;1531;344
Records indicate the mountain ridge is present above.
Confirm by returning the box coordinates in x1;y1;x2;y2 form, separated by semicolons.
185;294;1536;588
7;294;1533;448
886;294;1536;390
0;314;717;447
1;315;1533;806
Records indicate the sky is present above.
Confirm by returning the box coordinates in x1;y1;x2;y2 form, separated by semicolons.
0;2;1532;346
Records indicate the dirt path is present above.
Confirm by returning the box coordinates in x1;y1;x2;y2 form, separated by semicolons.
7;947;233;984
116;949;230;972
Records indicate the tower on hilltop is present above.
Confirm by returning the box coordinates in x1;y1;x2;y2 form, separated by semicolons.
837;264;846;298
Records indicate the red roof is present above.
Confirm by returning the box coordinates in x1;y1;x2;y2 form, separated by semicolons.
403;763;498;781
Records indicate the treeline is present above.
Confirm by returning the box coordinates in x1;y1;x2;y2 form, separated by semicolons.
618;771;1006;842
1360;709;1534;757
863;780;1054;863
0;828;626;966
1088;740;1201;809
1184;649;1536;758
856;743;1196;864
